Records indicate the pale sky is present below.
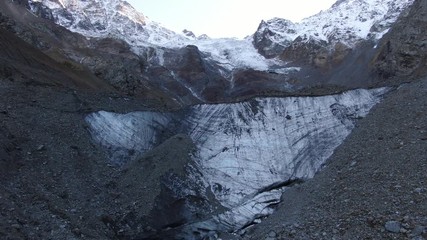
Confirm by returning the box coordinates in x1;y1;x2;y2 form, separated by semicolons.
126;0;337;39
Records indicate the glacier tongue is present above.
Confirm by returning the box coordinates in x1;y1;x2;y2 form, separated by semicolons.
85;88;388;235
184;89;385;208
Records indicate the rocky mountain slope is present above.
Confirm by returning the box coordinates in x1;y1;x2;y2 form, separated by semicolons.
3;0;285;106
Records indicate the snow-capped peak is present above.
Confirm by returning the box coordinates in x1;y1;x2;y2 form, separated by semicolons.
29;0;188;47
255;0;414;50
28;0;282;71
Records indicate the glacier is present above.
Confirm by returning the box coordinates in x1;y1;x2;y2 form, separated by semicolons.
85;87;388;237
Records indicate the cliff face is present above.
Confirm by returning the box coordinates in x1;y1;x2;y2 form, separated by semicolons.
372;0;427;81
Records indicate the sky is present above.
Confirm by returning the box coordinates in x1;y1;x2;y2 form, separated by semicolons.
126;0;337;39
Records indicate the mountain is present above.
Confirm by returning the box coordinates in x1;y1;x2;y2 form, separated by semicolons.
252;0;416;91
254;0;416;88
28;0;185;46
1;0;426;239
253;0;414;60
27;0;271;70
26;0;298;106
25;0;418;106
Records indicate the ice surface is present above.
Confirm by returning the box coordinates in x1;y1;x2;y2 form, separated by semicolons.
85;111;172;165
85;87;388;232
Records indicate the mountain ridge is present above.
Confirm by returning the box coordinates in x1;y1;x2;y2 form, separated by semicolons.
24;0;417;106
253;0;414;59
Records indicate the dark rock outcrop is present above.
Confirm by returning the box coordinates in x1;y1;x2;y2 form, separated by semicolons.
372;0;427;81
280;36;329;67
182;29;196;38
253;19;293;59
28;1;55;21
230;69;294;98
163;45;229;102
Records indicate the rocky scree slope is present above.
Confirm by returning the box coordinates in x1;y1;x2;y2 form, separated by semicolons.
0;0;185;107
0;76;191;239
0;1;112;91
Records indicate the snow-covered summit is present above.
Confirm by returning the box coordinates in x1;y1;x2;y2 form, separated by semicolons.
28;0;277;71
255;0;414;55
28;0;188;46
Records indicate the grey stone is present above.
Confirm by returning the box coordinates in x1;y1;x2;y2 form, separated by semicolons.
412;226;426;236
385;221;401;233
37;145;46;151
11;224;21;229
411;236;426;240
268;230;277;238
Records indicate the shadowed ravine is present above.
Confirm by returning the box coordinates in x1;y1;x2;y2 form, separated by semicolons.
85;87;388;239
